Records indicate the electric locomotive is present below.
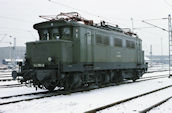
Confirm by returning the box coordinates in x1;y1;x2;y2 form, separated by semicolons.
12;12;148;91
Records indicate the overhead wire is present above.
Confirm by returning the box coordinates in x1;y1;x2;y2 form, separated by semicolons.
48;0;129;27
141;18;168;21
0;27;37;41
136;29;167;37
0;16;37;42
0;16;35;23
133;26;155;30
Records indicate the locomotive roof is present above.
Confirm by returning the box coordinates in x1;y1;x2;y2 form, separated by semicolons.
33;20;141;40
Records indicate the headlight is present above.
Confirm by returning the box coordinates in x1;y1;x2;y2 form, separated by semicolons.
48;57;52;62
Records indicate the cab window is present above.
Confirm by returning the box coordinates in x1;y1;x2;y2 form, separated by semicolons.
38;27;71;41
61;27;71;39
50;28;60;40
38;29;49;40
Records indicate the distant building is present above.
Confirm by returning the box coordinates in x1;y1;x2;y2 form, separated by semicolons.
145;55;169;64
2;59;23;65
0;46;25;65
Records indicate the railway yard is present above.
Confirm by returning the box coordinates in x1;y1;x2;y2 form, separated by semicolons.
1;0;172;113
0;65;171;113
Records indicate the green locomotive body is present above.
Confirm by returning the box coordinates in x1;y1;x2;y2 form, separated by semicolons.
12;13;147;91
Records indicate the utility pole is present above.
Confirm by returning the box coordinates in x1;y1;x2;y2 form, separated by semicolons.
9;42;12;66
131;18;134;32
13;37;16;67
9;36;13;67
168;15;172;77
161;37;163;69
142;15;172;78
150;45;152;67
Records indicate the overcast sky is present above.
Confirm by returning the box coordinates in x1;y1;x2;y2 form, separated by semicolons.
0;0;172;55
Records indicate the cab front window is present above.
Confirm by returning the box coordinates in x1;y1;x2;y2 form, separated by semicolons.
50;28;60;40
38;27;72;41
38;29;49;40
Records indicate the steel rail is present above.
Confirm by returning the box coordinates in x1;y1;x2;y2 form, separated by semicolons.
0;86;100;106
85;85;172;113
0;90;64;105
0;76;12;78
0;79;14;82
0;90;57;99
146;70;168;73
0;84;23;88
0;74;11;75
141;74;169;80
0;71;12;73
139;96;172;113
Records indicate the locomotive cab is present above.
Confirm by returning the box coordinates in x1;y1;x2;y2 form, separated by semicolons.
13;20;77;91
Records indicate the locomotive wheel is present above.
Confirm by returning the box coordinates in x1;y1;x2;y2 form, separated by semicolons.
64;73;82;90
132;71;139;82
47;86;56;92
109;71;115;83
64;74;71;90
132;78;137;82
39;78;56;91
96;72;103;86
110;71;123;84
103;71;110;85
113;70;123;84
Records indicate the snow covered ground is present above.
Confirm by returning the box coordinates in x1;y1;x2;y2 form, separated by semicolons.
149;99;172;113
101;80;172;113
0;70;172;113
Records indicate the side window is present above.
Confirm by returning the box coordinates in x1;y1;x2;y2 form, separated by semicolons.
38;29;49;40
61;27;71;39
102;36;109;45
96;34;102;44
96;34;109;45
114;38;122;47
126;40;130;48
126;40;135;49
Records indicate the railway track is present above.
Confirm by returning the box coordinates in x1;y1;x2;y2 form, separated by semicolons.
0;76;12;78
0;87;94;106
0;79;14;82
146;69;168;73
0;72;12;74
0;84;23;88
140;96;172;113
85;84;172;113
0;73;169;106
140;74;169;80
0;73;11;75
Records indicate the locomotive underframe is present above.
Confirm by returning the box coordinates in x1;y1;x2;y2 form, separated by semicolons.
15;62;147;91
